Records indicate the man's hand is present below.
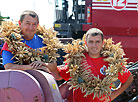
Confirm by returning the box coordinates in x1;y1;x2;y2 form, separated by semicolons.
30;61;45;69
30;61;62;80
110;74;133;101
44;61;57;72
30;61;51;72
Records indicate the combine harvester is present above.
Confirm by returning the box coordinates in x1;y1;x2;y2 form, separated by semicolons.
54;0;138;101
0;0;138;101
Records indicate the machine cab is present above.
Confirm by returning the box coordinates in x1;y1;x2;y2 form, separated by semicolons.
54;0;87;38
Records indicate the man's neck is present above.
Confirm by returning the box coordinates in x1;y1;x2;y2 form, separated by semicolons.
23;35;34;40
88;53;101;58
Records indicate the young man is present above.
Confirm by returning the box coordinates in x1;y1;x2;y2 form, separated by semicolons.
1;10;47;70
46;28;133;102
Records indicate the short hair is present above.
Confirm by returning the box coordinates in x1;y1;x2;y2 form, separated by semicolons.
20;10;39;23
86;28;104;41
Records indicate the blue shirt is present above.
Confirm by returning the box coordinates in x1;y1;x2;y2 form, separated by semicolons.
2;34;45;65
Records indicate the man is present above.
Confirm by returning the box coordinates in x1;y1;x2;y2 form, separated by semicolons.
1;10;49;70
46;28;133;102
0;11;65;102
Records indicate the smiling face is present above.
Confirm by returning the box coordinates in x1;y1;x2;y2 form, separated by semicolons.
86;28;104;58
19;14;38;40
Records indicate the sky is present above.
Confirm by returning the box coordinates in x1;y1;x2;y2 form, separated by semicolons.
0;0;56;28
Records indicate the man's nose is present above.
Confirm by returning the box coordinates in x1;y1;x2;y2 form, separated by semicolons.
28;24;34;29
91;43;96;47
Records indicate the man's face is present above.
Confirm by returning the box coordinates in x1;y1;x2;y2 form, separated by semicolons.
19;15;38;40
86;34;103;58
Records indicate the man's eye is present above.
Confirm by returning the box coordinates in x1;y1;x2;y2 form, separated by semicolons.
25;23;30;25
96;41;100;43
89;41;93;43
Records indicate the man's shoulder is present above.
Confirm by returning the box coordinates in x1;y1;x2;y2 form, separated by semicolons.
1;42;11;54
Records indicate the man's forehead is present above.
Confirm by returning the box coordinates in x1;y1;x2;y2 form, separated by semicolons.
24;20;38;23
23;15;38;23
88;34;102;38
87;35;102;41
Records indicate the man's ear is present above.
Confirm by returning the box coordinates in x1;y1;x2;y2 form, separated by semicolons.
18;20;21;26
85;40;87;45
37;23;39;27
102;40;104;44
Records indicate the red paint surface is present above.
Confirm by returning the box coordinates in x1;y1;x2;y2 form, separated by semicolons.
92;10;138;36
82;0;138;62
105;36;138;62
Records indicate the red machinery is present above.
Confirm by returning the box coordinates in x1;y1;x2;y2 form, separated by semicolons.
54;0;138;62
0;1;138;102
54;1;138;101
